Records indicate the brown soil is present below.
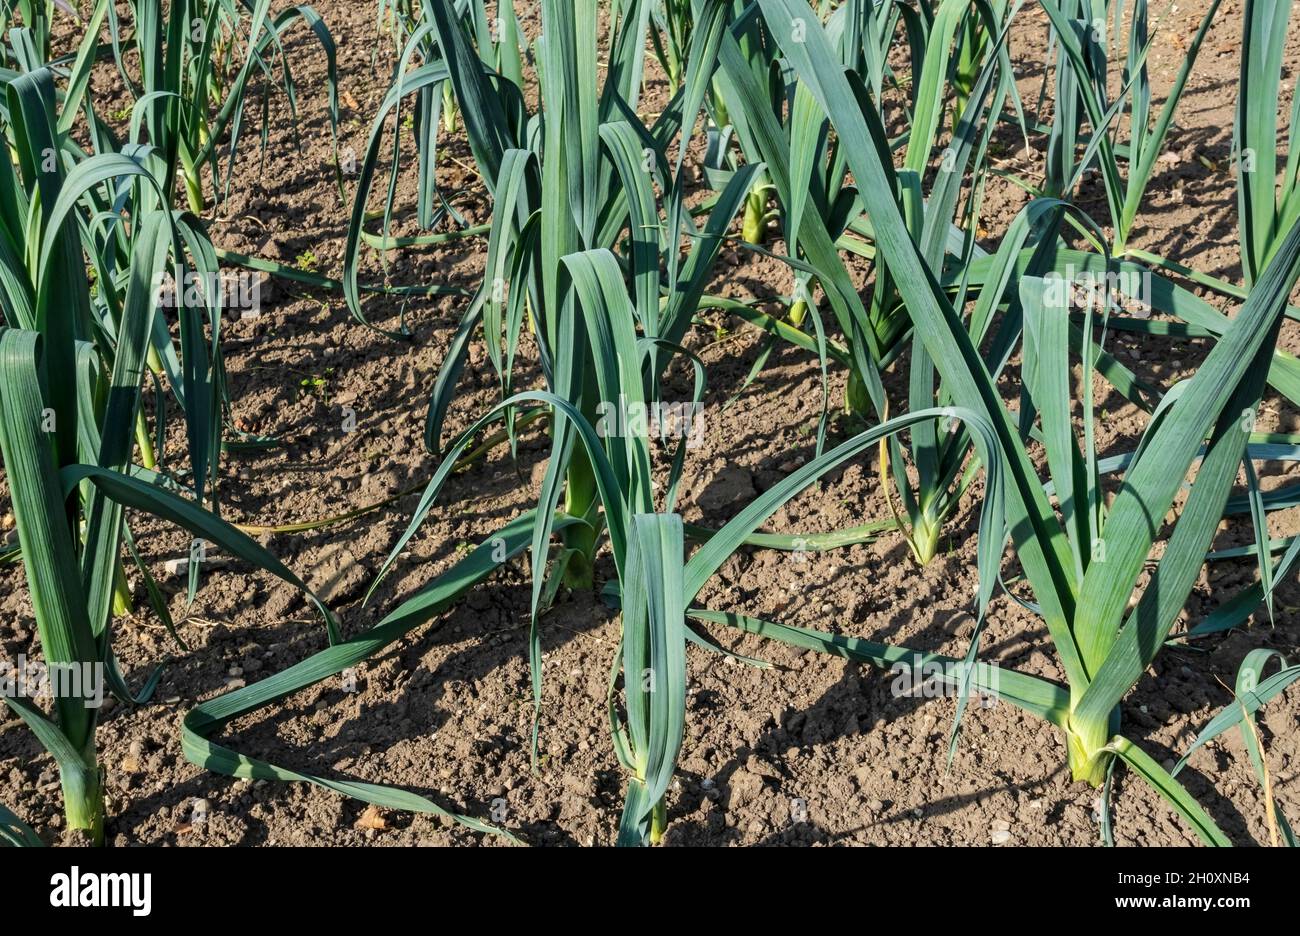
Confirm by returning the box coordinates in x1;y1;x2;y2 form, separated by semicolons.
1;0;1298;847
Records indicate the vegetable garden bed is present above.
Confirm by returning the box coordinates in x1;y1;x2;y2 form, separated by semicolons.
0;0;1297;847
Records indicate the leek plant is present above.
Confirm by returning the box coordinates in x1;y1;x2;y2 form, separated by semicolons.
702;0;1022;404
1234;0;1300;287
344;0;760;590
306;0;933;842
92;0;342;214
707;0;909;357
370;0;523;235
38;0;344;505
650;0;694;92
345;0;758;755
877;0;1021;564
0;0;56;65
703;0;1020;562
355;245;1002;843
1032;0;1223;254
1023;0;1300;604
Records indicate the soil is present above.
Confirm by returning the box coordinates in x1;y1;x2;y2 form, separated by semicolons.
1;0;1298;847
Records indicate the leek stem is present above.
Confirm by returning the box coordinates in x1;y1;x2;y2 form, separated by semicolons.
60;751;104;846
111;558;133;617
562;447;599;589
442;82;457;133
135;407;156;470
650;798;668;844
742;186;767;245
184;169;205;215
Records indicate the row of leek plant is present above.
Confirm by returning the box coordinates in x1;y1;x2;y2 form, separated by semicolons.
695;0;1300;842
0;0;345;841
0;61;339;843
